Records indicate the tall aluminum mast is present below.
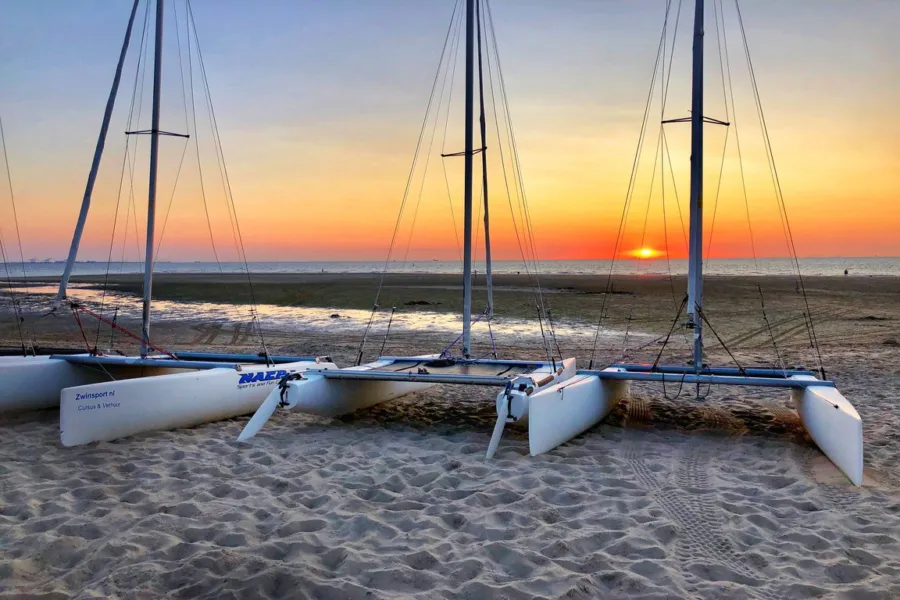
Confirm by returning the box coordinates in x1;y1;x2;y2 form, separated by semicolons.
687;0;705;370
141;0;164;357
461;0;475;356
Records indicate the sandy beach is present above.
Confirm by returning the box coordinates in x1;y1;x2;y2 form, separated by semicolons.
1;273;899;598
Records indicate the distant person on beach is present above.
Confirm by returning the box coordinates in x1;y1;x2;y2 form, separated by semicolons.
844;269;849;276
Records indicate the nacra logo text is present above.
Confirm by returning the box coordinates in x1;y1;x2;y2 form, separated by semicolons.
238;369;290;385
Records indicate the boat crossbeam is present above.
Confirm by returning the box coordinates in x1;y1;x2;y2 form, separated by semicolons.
172;352;324;364
582;369;836;389
378;356;550;368
318;369;517;387
53;354;243;371
612;364;817;378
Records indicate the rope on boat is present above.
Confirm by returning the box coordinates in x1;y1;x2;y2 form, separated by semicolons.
703;0;733;266
487;317;498;359
402;5;465;266
652;295;688;371
482;0;555;360
379;307;397;356
658;3;692;352
0;114;34;356
533;303;554;368
545;309;563;363
696;305;746;375
588;0;677;370
186;0;272;357
734;0;826;379
70;301;176;359
71;306;93;354
356;304;379;366
440;3;466;264
363;0;463;360
93;0;151;352
757;285;787;375
440;308;489;359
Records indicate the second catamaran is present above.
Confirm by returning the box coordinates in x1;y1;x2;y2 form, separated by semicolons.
237;0;611;457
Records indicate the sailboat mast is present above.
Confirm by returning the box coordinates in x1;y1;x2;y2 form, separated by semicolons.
476;0;493;320
141;0;164;357
687;0;705;370
461;0;475;356
55;0;141;306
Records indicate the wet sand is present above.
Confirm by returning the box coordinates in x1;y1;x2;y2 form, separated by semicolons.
1;274;899;598
12;273;900;357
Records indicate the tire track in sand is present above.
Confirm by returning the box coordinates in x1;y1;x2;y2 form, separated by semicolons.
625;428;781;599
186;323;224;345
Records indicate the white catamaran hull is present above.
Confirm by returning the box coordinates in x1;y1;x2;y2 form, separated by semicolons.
790;375;863;486
0;354;184;413
0;356;102;412
60;359;337;446
245;357;437;428
491;364;627;457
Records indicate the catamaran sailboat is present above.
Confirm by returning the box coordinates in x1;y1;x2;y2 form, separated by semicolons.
0;0;336;445
513;0;864;485
237;0;603;455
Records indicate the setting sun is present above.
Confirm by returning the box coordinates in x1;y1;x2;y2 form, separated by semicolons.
627;247;664;259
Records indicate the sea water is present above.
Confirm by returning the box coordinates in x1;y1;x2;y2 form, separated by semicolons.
1;257;898;277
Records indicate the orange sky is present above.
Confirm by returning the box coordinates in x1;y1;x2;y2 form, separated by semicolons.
1;1;898;263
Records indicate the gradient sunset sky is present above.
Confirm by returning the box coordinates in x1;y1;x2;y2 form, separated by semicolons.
0;0;897;263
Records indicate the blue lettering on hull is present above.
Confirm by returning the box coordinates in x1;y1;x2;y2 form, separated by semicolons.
76;399;121;411
237;369;292;388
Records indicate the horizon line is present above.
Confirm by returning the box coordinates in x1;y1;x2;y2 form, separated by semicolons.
5;256;900;264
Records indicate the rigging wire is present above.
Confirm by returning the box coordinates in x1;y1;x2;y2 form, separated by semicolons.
92;0;271;357
658;0;694;359
483;0;555;361
589;0;675;368
703;0;732;262
98;0;152;353
439;3;466;264
714;0;785;372
402;0;465;263
95;0;161;351
356;0;463;365
658;0;687;333
0;116;30;354
187;0;271;359
733;0;825;377
152;0;194;266
481;2;545;357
